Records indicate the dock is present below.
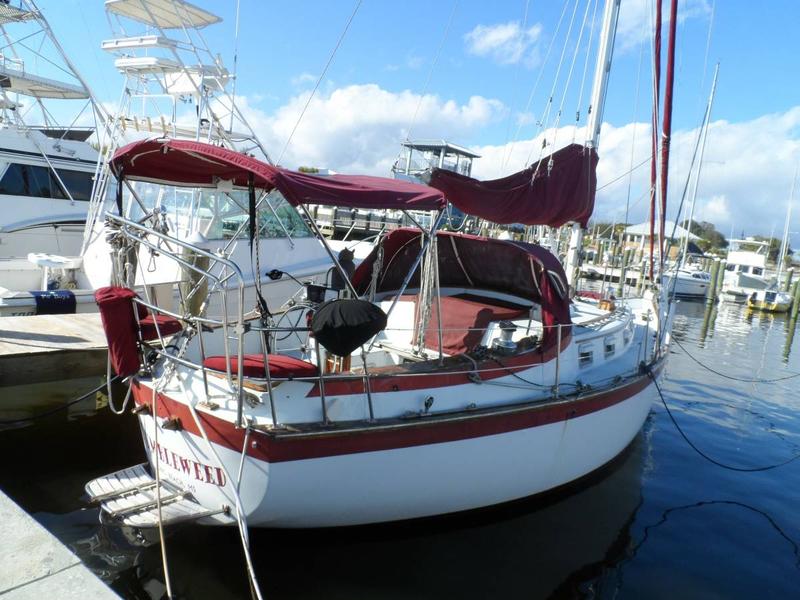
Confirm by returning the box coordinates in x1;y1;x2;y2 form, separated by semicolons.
0;313;107;387
0;490;117;598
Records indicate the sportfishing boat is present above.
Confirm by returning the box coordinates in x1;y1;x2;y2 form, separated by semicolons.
0;0;104;259
84;0;678;532
0;0;331;317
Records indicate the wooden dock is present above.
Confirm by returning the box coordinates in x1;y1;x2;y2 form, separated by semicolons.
0;313;108;387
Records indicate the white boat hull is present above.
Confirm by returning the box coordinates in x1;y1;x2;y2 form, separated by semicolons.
133;367;659;528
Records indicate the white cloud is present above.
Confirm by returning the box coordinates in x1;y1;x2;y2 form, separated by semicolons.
233;85;799;239
290;72;317;87
617;0;712;53
239;84;505;173
471;107;800;237
464;21;543;66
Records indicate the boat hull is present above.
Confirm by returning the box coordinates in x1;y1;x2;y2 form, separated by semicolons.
133;365;660;528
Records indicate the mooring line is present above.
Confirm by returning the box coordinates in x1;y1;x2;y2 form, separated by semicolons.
673;337;800;383
0;376;121;426
649;371;800;472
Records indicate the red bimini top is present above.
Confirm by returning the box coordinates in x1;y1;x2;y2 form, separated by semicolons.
110;138;446;211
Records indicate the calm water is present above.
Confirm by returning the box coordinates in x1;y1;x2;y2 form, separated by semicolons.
2;298;800;599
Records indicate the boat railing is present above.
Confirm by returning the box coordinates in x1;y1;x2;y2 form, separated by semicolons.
107;212;252;424
106;215;653;429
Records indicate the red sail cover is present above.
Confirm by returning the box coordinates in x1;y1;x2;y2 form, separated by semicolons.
111;139;445;211
428;144;598;227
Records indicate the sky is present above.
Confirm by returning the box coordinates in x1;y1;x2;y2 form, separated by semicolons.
26;0;800;245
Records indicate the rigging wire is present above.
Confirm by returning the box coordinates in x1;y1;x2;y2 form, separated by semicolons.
277;0;363;165
498;0;532;162
649;371;800;472
547;0;595;154
596;155;652;191
405;0;459;142
503;0;571;171
623;20;649;231
571;0;600;144
525;0;583;167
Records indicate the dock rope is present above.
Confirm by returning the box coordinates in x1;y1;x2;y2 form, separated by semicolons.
648;370;800;472
0;376;120;426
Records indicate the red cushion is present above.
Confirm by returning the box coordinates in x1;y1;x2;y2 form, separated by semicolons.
203;354;318;379
139;314;183;341
406;295;528;355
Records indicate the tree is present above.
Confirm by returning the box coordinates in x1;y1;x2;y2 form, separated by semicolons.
681;219;728;251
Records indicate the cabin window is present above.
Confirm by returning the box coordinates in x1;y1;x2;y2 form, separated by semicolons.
578;343;593;367
604;336;615;358
0;163;92;201
56;169;94;201
753;267;764;276
725;264;735;272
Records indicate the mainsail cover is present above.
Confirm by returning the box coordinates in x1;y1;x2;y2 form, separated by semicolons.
428;143;598;228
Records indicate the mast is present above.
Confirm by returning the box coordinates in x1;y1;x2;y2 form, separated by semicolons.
681;63;719;262
776;163;799;283
649;0;663;282
658;0;678;275
564;0;621;288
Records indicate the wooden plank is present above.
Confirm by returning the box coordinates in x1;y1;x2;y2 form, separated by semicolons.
0;313;108;386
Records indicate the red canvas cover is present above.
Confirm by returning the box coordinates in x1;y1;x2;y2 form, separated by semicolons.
203;354;318;379
352;229;570;346
428;144;598;227
95;286;140;377
111;139;445;211
139;314;183;341
414;295;528;355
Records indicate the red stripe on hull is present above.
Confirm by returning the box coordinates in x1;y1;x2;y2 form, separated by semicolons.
132;361;661;463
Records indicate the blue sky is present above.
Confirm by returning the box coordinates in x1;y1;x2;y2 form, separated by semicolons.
34;1;800;241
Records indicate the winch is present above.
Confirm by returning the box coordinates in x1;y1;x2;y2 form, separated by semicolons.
492;320;517;355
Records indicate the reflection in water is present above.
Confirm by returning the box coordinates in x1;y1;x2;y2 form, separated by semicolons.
699;302;717;346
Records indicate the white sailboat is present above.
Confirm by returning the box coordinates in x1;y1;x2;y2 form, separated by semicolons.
84;0;678;529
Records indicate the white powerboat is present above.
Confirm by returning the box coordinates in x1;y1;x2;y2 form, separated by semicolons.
0;1;104;259
0;0;331;317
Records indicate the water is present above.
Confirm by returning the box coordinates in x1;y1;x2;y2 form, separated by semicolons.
2;298;800;598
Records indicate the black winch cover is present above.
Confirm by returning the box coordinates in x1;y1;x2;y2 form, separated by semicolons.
311;299;387;356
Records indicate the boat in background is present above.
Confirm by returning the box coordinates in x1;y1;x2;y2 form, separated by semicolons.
663;262;712;299
0;0;331;317
0;0;105;260
722;239;776;301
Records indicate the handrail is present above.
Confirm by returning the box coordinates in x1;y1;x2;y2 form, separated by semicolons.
110;213;248;425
